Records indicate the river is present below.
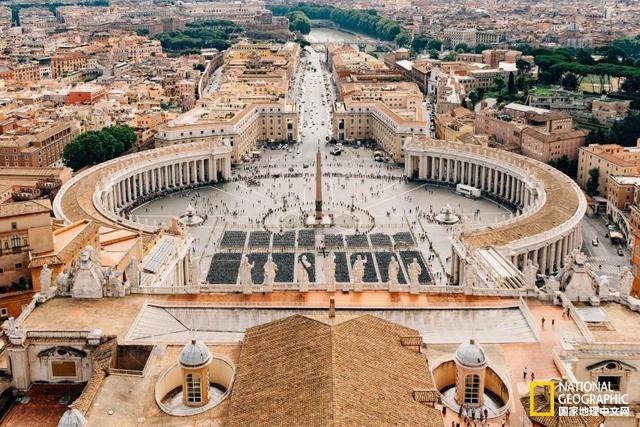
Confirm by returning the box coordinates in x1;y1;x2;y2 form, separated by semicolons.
305;27;375;44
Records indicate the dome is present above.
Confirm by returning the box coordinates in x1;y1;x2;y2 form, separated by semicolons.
58;409;87;427
179;339;212;367
455;339;486;367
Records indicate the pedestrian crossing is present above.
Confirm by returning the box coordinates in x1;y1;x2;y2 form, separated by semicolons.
586;256;623;275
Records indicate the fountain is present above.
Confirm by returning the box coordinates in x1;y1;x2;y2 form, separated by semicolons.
435;204;460;224
179;204;204;226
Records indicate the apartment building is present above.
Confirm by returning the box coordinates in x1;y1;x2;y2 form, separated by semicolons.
443;28;500;48
0;199;53;304
51;52;87;79
333;82;427;161
0;121;78;168
591;98;631;123
435;107;476;142
477;104;587;162
520;111;588;163
65;84;107;105
577;142;640;196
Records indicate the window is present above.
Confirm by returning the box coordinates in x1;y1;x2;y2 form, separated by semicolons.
51;360;77;378
597;375;621;391
186;373;202;403
10;222;16;230
0;308;7;318
464;374;480;404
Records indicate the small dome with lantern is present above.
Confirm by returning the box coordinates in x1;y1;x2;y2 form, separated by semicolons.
179;339;212;368
455;339;487;368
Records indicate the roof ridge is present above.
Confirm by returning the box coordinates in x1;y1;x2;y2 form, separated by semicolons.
329;320;337;427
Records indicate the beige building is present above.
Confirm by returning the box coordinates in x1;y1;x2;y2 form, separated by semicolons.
477;105;587;162
155;41;299;163
577;142;640;196
0;121;79;168
0;199;53;292
333;82;427;162
435;107;476;142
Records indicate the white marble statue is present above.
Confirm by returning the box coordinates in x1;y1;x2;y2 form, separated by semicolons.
263;254;278;292
188;255;201;286
104;268;125;297
323;252;336;292
388;257;400;292
408;258;422;294
463;261;476;289
239;255;254;294
618;266;633;299
598;276;610;299
56;267;72;295
3;317;16;334
352;255;367;292
523;258;538;290
125;256;140;288
39;264;52;293
297;255;311;292
71;246;104;299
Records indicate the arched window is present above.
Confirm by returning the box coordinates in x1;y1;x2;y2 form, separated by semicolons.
186;373;202;404
464;374;480;404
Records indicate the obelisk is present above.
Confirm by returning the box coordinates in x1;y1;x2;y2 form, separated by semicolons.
315;147;323;221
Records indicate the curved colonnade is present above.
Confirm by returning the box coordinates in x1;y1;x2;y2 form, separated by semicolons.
404;138;586;285
53;141;233;236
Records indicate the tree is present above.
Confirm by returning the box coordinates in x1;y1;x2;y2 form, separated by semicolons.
561;72;579;91
586;168;600;196
427;39;442;51
507;72;516;94
474;43;491;54
454;43;469;53
394;32;409;47
428;49;440;59
490;76;506;92
467;89;484;109
515;59;531;74
62;125;137;170
548;155;578;178
287;11;311;34
411;34;430;54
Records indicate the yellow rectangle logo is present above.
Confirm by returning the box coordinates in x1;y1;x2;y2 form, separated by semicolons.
530;381;554;417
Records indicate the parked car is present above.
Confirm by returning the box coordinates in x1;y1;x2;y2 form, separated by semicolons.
592;238;599;246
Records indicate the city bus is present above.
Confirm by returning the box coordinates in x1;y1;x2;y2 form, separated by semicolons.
456;184;481;199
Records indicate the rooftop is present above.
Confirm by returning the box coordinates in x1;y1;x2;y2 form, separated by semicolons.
226;314;443;426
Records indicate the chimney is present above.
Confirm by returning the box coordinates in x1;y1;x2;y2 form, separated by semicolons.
329;298;335;318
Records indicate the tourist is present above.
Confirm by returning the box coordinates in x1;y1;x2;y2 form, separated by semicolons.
541;317;545;329
531;371;535;381
523;367;528;380
501;418;506;427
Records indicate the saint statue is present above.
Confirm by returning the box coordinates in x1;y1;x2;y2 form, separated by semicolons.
618;266;633;299
408;258;422;294
56;266;72;295
323;252;336;292
523;258;538;290
40;264;52;292
263;254;278;292
239;255;254;294
352;255;367;292
125;256;141;288
388;256;400;291
297;255;311;292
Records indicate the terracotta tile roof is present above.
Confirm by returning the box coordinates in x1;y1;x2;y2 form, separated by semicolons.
226;314;443;427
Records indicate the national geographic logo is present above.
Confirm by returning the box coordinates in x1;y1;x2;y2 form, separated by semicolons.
529;381;555;417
